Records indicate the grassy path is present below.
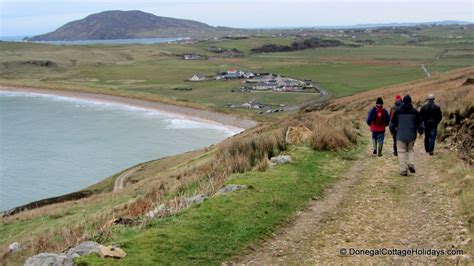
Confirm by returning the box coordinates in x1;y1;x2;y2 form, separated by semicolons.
237;131;473;264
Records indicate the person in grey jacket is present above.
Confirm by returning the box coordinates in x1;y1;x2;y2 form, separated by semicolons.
390;95;424;176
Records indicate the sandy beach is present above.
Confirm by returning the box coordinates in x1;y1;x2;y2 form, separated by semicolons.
0;85;257;131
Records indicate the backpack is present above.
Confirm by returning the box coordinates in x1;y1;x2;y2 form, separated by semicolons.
372;108;386;127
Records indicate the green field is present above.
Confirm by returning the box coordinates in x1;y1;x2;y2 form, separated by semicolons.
1;25;472;118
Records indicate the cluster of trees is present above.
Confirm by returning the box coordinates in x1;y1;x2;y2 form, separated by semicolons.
251;37;344;53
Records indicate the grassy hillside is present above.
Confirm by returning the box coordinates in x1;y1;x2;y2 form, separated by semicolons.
2;67;472;265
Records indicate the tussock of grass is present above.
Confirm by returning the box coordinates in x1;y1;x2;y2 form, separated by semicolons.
304;114;358;151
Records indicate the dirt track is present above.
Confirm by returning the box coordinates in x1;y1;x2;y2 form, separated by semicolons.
236;132;472;264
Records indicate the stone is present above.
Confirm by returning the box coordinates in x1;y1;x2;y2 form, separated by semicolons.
99;245;127;258
184;195;207;205
146;204;168;219
66;241;101;257
8;242;20;252
270;155;291;165
24;253;69;266
461;175;474;185
217;184;248;194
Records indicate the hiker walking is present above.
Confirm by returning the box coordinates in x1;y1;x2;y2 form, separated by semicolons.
389;95;403;156
366;97;390;156
390;95;424;176
420;93;442;155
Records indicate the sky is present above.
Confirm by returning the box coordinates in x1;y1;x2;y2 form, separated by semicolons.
1;0;473;37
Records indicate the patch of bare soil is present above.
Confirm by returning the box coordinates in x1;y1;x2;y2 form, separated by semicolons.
234;132;472;264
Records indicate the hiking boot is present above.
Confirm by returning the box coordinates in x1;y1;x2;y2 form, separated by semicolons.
400;171;408;176
429;152;434;156
377;143;383;157
393;151;398;156
373;149;377;155
408;166;416;173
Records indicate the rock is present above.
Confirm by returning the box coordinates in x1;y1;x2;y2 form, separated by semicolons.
66;241;101;257
8;242;20;252
270;155;291;165
285;125;312;145
184;195;207;205
217;184;248;194
461;175;474;185
24;253;69;266
459;255;471;261
99;245;126;258
113;217;135;226
146;204;168;219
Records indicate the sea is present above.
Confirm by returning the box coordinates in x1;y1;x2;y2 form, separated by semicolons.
0;91;238;211
0;36;186;45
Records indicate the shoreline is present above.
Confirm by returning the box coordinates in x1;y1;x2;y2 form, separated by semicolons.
0;85;257;215
0;86;257;132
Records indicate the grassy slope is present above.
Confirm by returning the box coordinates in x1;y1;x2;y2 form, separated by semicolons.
77;146;359;265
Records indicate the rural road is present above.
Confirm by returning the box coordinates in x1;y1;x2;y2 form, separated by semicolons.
236;131;472;264
421;64;431;78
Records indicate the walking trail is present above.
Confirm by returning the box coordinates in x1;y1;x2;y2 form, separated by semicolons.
113;166;140;192
236;132;472;264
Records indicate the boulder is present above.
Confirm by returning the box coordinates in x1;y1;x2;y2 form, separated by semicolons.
285;125;312;145
66;241;101;257
99;245;127;258
8;242;20;252
24;253;69;266
217;185;248;194
146;204;167;219
184;195;207;205
270;155;292;165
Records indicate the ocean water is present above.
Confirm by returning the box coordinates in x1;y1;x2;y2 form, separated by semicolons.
0;36;185;45
0;91;238;211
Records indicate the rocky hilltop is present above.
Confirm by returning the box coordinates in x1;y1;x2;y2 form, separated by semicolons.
26;10;222;41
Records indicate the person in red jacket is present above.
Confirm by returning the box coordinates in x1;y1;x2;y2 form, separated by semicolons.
366;98;390;156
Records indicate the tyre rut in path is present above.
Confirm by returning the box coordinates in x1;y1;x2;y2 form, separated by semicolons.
235;134;472;264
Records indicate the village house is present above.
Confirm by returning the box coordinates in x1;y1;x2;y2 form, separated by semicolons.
244;71;255;79
224;68;239;79
188;74;207;82
182;54;208;60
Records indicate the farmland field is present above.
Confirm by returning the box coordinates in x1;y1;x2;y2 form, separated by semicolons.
1;25;473;118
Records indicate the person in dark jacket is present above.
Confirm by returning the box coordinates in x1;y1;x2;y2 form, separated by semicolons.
366;97;390;156
420;94;442;155
389;95;403;156
390;95;424;176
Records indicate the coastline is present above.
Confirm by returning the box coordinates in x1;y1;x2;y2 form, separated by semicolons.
0;85;257;131
0;85;257;215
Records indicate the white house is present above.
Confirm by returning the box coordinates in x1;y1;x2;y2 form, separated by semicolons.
189;74;207;81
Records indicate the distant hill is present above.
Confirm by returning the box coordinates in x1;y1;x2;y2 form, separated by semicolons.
26;10;225;41
351;20;472;28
